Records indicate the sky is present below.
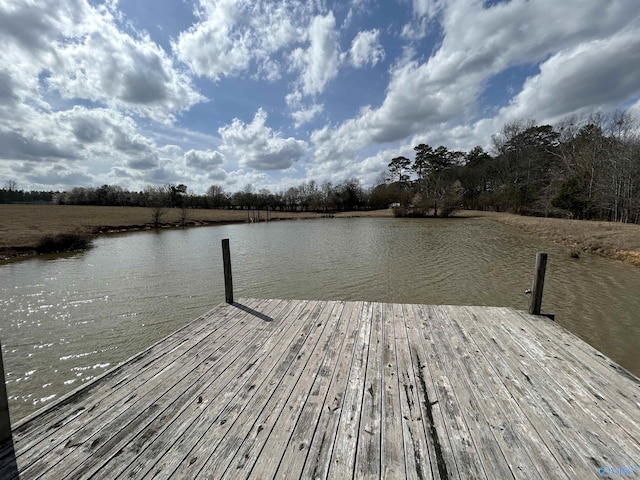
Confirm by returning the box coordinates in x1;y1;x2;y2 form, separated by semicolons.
1;0;639;195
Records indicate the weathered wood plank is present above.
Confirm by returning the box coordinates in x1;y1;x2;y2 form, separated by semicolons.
300;301;364;480
328;301;372;478
443;307;544;479
529;252;547;315
230;300;345;478
275;301;357;479
10;300;234;449
208;300;334;477
6;299;639;480
464;307;594;478
484;307;639;469
513;310;640;432
8;300;263;478
405;304;455;480
94;298;295;479
469;306;618;477
380;302;406;479
414;304;488;479
222;238;233;303
428;306;514;479
354;301;383;479
148;299;321;479
199;300;330;478
396;305;442;479
394;303;433;480
35;298;283;479
266;301;349;477
444;306;557;480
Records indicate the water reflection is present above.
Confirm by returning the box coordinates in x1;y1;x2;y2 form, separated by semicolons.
1;217;639;421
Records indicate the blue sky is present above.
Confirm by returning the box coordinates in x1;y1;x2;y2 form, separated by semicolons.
1;0;639;194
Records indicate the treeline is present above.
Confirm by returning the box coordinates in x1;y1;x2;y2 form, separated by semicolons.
3;110;638;222
48;179;370;212
0;179;369;211
377;111;640;222
0;188;55;204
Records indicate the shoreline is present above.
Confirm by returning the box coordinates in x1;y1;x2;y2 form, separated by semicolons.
461;210;640;268
0;205;333;263
1;205;639;267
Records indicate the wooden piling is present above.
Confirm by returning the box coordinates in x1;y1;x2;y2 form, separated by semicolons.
222;238;233;304
0;341;12;444
529;252;547;315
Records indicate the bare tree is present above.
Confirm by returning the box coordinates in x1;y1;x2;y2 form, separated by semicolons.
207;185;226;208
144;185;169;228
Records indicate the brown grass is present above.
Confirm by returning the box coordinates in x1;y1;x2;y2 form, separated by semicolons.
2;205;639;267
462;210;640;267
0;205;327;260
334;209;640;267
333;209;394;218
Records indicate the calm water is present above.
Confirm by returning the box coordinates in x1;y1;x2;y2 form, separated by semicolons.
1;217;639;421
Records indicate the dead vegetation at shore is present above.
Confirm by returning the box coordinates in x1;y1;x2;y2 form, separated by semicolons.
2;205;639;267
466;210;640;267
0;205;326;260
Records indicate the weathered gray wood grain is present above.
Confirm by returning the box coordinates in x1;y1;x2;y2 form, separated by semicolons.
161;300;321;479
354;301;383;480
300;301;364;480
6;300;639;480
272;301;351;479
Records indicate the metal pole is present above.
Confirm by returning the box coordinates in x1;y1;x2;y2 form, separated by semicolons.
222;239;233;304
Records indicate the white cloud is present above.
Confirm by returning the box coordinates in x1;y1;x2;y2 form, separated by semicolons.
629;98;640;120
401;0;443;39
0;0;81;56
218;109;308;170
0;102;211;190
432;0;632;84
26;165;94;188
0;1;218;191
290;12;341;97
349;29;384;68
49;14;202;122
400;18;428;41
173;0;252;80
183;149;225;170
174;0;308;81
291;104;325;128
411;0;444;19
310;0;639;167
0;0;204;123
286;91;324;127
2;0;639;194
498;28;640;124
306;140;414;186
0;129;77;162
223;169;269;190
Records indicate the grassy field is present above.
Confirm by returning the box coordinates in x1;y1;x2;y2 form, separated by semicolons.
0;205;326;259
1;205;639;267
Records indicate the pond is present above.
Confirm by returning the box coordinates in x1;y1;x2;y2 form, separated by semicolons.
1;216;639;421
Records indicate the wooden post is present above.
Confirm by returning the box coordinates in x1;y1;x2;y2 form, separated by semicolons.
222;238;233;304
0;341;13;444
529;252;547;315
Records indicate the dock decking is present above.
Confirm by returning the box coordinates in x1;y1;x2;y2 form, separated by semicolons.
2;298;639;479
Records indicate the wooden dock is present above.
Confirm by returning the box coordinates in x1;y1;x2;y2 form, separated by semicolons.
1;298;639;479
